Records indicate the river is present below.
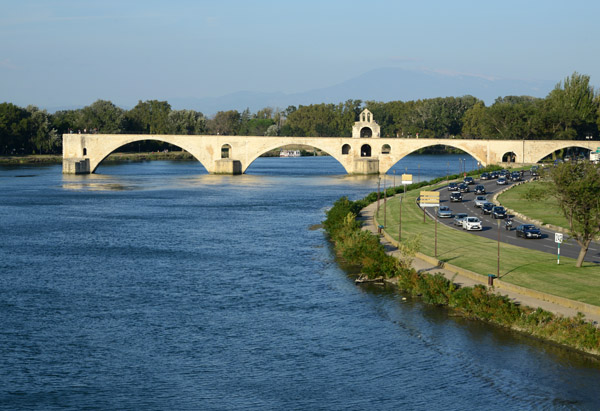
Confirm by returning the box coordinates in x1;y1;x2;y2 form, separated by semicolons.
1;154;599;410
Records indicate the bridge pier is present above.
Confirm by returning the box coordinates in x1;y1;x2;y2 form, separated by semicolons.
63;158;90;174
213;159;242;175
352;158;380;175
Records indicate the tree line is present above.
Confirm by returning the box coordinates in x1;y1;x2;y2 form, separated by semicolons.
1;72;598;155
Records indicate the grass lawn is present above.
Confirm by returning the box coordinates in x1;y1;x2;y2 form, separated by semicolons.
377;183;600;306
497;180;568;228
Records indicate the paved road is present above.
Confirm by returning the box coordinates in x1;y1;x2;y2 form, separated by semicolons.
425;172;600;264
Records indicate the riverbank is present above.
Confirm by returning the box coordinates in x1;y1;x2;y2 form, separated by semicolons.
323;176;600;357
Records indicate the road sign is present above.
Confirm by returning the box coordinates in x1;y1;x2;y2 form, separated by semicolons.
419;191;440;207
555;233;563;243
401;174;413;185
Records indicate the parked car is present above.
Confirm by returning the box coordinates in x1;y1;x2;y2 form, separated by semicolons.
462;216;482;231
464;176;474;185
449;191;462;202
481;202;494;215
516;224;542;239
474;196;488;207
474;184;486;194
492;206;507;219
480;172;490;180
497;177;507;185
458;183;469;193
448;182;458;191
437;205;452;218
453;213;468;226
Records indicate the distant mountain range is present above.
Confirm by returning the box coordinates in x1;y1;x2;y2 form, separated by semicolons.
168;67;557;116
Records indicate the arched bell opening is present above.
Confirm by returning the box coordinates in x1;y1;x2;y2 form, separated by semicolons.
360;127;373;138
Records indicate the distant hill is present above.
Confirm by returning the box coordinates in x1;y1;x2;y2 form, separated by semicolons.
168;67;557;116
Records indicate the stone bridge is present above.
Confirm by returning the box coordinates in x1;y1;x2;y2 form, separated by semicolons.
62;133;598;175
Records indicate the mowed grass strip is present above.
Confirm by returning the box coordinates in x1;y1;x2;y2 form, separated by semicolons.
497;180;568;228
377;183;600;306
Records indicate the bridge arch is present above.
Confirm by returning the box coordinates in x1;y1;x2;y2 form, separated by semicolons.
342;144;351;155
502;151;517;163
530;141;595;164
88;136;207;173
242;141;351;174
379;141;488;174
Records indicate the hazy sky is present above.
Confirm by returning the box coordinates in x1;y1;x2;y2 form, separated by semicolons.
1;0;599;109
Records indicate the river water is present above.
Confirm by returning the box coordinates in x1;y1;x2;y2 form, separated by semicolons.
1;154;599;410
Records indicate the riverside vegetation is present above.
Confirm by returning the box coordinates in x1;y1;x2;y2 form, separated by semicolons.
323;169;600;357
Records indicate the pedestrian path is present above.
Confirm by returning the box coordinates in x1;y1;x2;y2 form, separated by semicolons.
359;199;600;325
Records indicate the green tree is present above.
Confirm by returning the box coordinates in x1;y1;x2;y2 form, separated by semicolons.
543;72;599;139
168;110;206;134
207;110;241;135
79;100;125;133
124;100;171;134
26;105;59;154
547;161;600;267
0;103;30;154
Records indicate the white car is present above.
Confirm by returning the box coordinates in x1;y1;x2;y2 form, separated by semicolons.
474;196;488;207
462;216;482;231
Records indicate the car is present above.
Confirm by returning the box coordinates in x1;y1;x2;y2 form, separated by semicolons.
510;172;521;181
437;205;452;218
453;213;468;226
474;195;488;207
481;202;494;215
458;183;469;193
448;182;458;191
492;206;507;219
462;216;482;231
474;184;486;194
515;224;542;239
464;176;474;185
480;172;490;180
449;191;462;202
490;171;499;179
497;177;507;185
530;166;539;176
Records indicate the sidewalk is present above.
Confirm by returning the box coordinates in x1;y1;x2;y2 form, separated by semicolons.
359;199;600;325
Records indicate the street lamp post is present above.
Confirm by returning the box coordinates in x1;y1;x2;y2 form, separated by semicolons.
377;177;381;214
497;219;501;277
383;177;387;229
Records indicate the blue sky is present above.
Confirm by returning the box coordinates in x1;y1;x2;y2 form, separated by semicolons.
1;0;599;109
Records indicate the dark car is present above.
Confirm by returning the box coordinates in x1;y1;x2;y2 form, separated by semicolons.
474;184;486;194
530;166;539;176
458;183;469;193
464;176;474;185
492;206;507;219
490;171;499;179
510;172;521;181
516;224;542;239
481;202;494;215
449;191;462;202
480;172;490;180
448;182;458;191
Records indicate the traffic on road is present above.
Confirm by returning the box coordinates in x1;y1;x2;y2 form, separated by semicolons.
421;168;600;264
